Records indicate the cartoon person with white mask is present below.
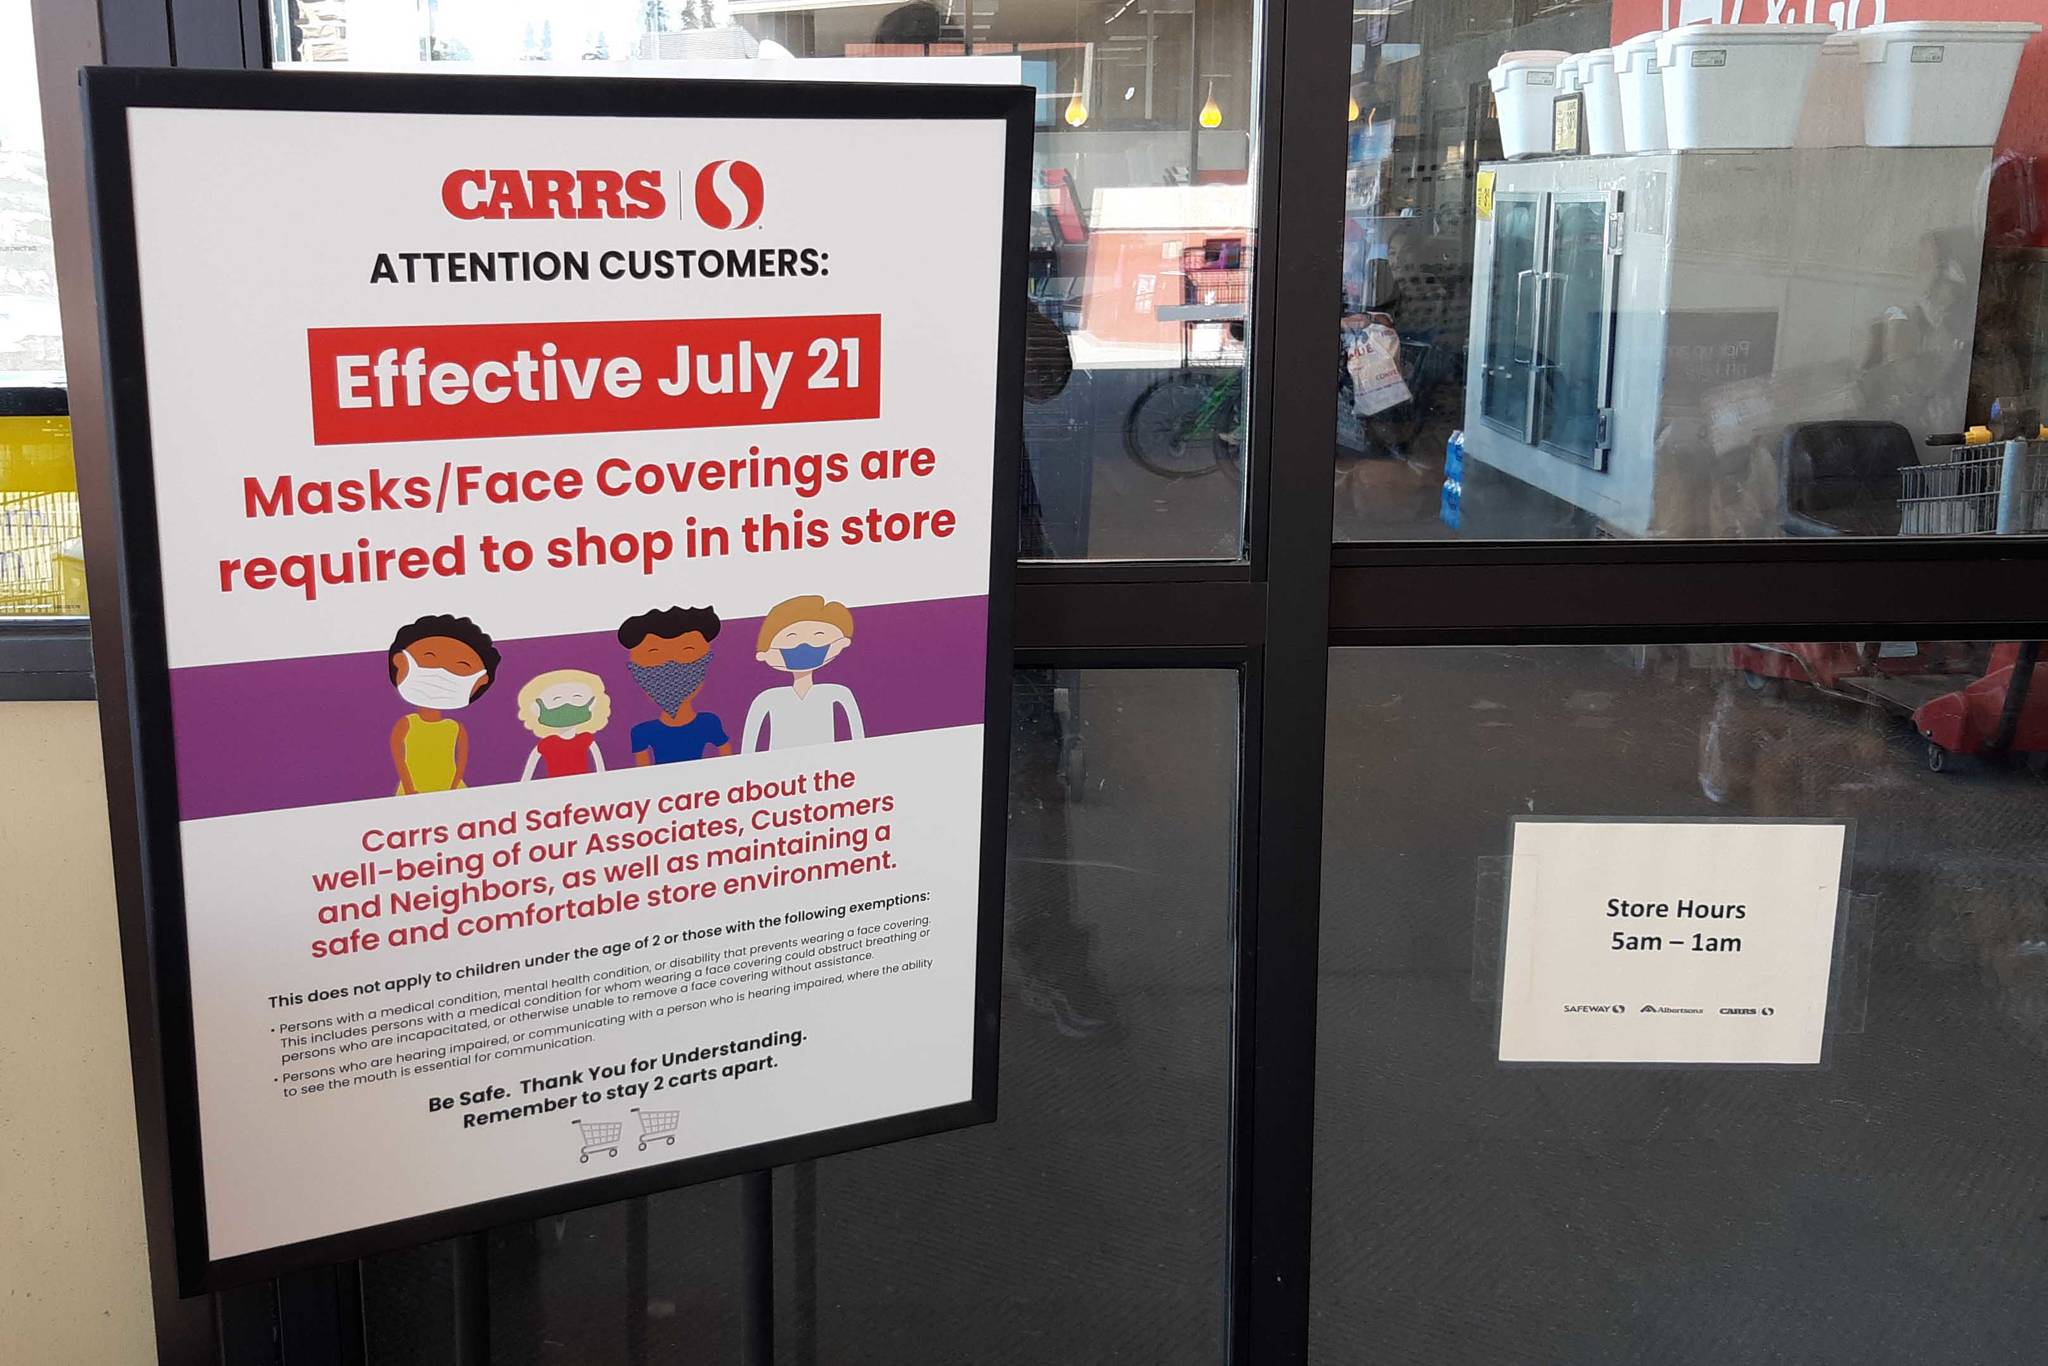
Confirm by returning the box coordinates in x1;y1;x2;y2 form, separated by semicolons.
386;614;500;795
741;595;864;752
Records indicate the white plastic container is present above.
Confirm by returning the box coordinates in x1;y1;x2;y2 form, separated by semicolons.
1854;21;2042;147
1796;33;1864;148
1658;24;1833;150
1581;48;1625;155
1615;32;1667;152
1556;53;1585;95
1489;51;1567;159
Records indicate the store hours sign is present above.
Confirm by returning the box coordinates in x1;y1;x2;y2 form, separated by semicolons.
1497;819;1851;1066
83;69;1028;1290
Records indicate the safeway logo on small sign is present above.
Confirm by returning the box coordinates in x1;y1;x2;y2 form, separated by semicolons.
694;160;765;230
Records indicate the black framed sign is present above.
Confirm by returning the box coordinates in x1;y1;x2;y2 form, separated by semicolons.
82;67;1027;1293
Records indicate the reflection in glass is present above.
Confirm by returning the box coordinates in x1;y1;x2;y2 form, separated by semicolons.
271;0;1259;561
1313;641;2048;1363
1334;3;2048;543
786;668;1237;1362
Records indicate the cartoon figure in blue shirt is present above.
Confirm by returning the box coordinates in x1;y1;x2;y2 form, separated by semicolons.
619;606;731;765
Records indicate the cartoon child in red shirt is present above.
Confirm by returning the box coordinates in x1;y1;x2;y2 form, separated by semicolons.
515;669;612;780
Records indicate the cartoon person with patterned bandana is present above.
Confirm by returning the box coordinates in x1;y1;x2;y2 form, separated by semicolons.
618;605;731;765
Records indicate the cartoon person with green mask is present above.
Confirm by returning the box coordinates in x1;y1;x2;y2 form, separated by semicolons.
515;669;612;780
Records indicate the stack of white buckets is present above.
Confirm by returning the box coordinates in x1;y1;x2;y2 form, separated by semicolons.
1490;21;2041;157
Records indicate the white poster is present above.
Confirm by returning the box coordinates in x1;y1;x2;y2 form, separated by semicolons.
1497;820;1848;1065
91;76;1023;1278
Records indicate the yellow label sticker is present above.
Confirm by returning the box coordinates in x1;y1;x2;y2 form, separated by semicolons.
1475;171;1495;221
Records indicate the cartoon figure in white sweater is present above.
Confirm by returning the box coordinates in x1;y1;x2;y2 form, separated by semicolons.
741;595;865;752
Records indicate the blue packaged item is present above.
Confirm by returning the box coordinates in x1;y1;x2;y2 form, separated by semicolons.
1439;430;1464;530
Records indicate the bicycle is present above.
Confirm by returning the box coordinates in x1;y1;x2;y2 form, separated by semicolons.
1124;363;1244;479
1124;239;1250;480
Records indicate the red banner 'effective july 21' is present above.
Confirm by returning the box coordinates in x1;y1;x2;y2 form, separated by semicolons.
306;313;882;446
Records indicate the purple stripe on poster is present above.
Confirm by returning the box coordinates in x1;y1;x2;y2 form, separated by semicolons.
170;594;988;822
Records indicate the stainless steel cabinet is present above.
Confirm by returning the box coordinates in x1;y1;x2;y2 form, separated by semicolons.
1464;148;1991;537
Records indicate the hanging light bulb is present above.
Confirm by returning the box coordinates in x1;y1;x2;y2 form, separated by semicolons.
1199;80;1223;129
1064;91;1088;127
1348;95;1361;122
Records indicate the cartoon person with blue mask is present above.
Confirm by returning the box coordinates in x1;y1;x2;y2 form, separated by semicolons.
619;606;731;765
741;595;864;752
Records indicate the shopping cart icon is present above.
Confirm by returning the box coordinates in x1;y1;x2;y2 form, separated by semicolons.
572;1118;622;1163
633;1107;680;1151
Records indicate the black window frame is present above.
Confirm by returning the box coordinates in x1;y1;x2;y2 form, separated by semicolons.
33;0;2048;1362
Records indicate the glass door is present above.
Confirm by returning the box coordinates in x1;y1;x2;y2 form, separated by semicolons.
54;2;2048;1364
1479;192;1543;444
1533;190;1618;471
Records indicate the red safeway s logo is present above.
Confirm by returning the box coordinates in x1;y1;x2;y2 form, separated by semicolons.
693;160;764;230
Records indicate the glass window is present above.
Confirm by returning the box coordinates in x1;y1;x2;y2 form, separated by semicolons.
1334;3;2048;543
789;667;1237;1361
0;0;82;616
269;0;1260;562
1313;641;2048;1361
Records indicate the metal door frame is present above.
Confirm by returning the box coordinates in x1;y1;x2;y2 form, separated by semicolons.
1532;185;1620;471
1478;188;1548;447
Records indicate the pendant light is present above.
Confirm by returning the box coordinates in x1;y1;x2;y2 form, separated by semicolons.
1199;79;1222;129
1064;91;1089;127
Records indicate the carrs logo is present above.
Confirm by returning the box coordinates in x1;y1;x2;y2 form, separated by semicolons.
694;160;764;230
441;169;666;220
438;163;765;228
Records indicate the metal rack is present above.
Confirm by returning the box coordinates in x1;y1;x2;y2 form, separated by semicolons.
1900;438;2048;536
1156;240;1252;367
0;491;83;614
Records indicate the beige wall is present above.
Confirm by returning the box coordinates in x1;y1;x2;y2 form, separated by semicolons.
0;702;156;1363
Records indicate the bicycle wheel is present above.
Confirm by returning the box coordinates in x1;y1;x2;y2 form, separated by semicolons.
1124;372;1226;479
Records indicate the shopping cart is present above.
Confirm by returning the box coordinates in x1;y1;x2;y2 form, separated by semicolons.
571;1118;621;1163
1899;438;2048;535
632;1107;679;1151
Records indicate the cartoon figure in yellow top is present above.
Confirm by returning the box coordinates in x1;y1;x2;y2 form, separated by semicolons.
515;669;612;781
387;614;500;795
741;595;864;751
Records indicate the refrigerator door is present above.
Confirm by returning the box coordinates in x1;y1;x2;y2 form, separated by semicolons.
1534;188;1619;470
1479;192;1544;443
